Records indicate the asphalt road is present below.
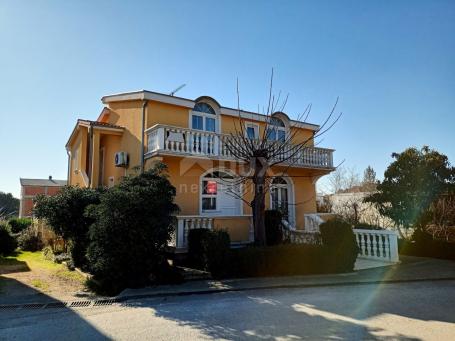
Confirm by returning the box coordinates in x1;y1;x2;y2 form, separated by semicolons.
1;280;454;340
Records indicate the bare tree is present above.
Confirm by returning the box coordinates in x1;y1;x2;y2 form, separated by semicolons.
425;194;455;242
327;166;347;194
325;166;360;194
222;70;341;245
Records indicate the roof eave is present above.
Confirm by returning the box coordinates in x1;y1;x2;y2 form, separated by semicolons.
101;90;320;131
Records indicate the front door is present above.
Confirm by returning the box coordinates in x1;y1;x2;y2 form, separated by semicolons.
271;186;289;221
217;183;241;216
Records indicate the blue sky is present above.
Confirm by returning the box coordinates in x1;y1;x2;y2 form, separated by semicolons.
0;0;454;197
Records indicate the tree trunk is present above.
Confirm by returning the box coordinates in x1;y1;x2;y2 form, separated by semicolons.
252;175;266;246
249;154;269;246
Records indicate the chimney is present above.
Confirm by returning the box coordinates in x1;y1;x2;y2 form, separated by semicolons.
49;175;52;180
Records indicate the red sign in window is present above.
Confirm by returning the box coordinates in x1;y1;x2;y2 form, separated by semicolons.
206;181;217;194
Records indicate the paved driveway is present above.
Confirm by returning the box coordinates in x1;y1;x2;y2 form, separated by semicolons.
1;280;454;340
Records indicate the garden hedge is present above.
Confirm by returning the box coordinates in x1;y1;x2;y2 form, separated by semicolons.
399;229;455;260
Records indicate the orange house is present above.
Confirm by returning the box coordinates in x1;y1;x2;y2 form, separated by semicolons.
65;90;335;250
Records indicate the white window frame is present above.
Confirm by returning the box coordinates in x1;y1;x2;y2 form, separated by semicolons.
269;176;295;226
189;110;219;133
267;126;286;142
201;179;218;212
245;122;260;139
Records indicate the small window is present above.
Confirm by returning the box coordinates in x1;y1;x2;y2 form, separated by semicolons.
277;130;286;142
247;127;256;139
246;124;258;139
203;180;217;194
192;115;203;130
202;197;216;210
206;117;216;132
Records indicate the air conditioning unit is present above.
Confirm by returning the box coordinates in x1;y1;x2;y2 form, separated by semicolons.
114;151;128;167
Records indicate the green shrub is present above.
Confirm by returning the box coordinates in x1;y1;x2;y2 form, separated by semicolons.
8;218;32;234
399;229;455;260
229;244;328;277
319;219;359;272
187;228;212;269
265;210;283;246
0;225;17;256
86;163;180;295
43;246;53;260
187;228;231;278
33;186;102;269
17;227;43;251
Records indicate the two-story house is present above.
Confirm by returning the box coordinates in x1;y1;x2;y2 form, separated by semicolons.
66;90;334;250
19;176;66;218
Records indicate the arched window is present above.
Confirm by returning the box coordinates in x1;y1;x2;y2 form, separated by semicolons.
193;102;216;115
192;102;217;132
267;117;286;142
201;170;241;216
271;117;285;127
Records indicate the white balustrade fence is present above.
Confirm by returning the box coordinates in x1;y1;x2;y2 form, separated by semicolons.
146;125;333;169
172;216;214;249
353;229;399;263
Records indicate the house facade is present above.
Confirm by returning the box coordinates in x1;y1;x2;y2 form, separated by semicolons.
19;177;66;218
65;90;335;249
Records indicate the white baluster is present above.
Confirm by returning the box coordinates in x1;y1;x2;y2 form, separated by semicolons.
384;235;390;260
187;131;192;153
372;234;378;257
378;235;384;258
360;233;366;256
196;133;201;154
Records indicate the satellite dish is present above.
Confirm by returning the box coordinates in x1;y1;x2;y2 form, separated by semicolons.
169;84;186;96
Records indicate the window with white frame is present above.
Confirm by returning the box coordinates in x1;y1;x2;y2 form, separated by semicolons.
192;102;217;132
270;177;289;221
267;117;286;142
245;123;259;139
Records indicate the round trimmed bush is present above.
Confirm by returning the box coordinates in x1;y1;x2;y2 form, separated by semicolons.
319;219;359;272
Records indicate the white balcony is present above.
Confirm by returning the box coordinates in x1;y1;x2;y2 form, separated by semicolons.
145;124;334;169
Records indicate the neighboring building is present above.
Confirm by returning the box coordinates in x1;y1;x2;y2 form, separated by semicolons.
328;191;395;228
19;176;66;218
65;90;335;249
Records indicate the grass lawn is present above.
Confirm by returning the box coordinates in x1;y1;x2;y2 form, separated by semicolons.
0;251;86;296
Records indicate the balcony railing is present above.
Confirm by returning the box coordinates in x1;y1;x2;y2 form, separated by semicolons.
353;228;399;263
146;124;334;169
170;215;253;250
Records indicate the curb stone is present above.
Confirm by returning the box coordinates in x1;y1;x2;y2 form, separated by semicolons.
1;276;454;310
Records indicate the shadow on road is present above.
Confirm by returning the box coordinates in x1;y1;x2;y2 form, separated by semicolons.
0;252;30;275
0;277;108;340
142;280;454;340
